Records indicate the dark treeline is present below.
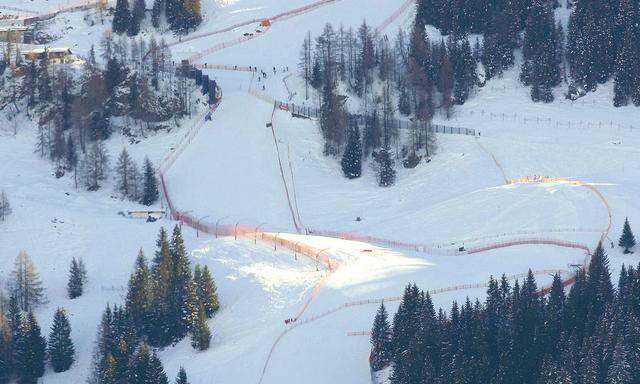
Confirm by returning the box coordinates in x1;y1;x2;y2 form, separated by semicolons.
307;0;640;185
89;225;218;383
416;0;640;106
371;242;640;384
112;0;202;36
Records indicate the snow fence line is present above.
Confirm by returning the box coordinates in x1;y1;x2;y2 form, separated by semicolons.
246;88;477;137
182;0;344;63
374;0;416;35
21;0;105;25
171;0;341;49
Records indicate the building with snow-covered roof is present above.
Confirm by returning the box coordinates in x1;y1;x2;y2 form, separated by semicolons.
0;25;30;43
22;47;73;63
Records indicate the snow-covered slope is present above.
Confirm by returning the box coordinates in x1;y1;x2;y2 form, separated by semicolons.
1;0;640;383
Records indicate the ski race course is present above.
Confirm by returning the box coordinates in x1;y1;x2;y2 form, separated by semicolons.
3;1;638;384
147;1;619;382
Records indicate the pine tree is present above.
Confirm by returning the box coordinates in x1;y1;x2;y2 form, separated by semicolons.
130;0;146;36
537;356;572;384
454;39;477;105
521;0;560;101
607;340;632;384
10;252;46;312
148;349;169;384
190;305;211;351
129;343;169;384
37;56;52;104
370;302;392;371
152;0;165;29
126;250;151;337
141;157;159;206
175;366;189;384
150;228;173;347
48;308;75;373
14;312;46;384
341;122;362;179
376;147;395;187
65;136;78;172
619;217;636;254
169;225;198;341
67;257;85;299
113;0;132;35
194;265;219;318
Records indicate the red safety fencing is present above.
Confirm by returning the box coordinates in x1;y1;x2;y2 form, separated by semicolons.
467;238;590;254
22;0;105;25
292;268;571;331
194;64;254;72
159;101;220;174
182;0;343;63
374;0;416;35
188;26;271;63
172;0;341;49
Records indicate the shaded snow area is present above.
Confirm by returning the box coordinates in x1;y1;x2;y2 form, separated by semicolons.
2;0;640;383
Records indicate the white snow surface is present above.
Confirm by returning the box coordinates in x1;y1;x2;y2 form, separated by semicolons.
1;0;640;383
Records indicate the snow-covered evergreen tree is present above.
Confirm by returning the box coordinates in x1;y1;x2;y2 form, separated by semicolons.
175;366;190;384
128;343;169;384
619;217;636;254
194;265;219;318
141;157;159;206
130;0;146;36
67;257;86;299
48;308;75;373
370;302;392;371
169;225;198;340
126;250;151;337
190;305;211;351
113;0;132;35
376;148;396;187
341;123;362;179
14;312;46;384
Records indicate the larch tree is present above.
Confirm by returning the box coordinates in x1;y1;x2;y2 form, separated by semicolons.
10;251;46;312
0;190;11;221
115;148;133;198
